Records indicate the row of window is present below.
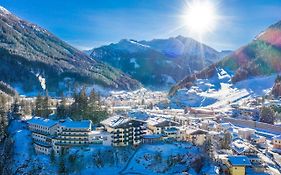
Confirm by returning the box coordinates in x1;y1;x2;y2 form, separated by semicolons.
57;140;88;144
273;140;281;144
33;133;47;140
35;145;50;153
30;124;50;131
61;127;89;132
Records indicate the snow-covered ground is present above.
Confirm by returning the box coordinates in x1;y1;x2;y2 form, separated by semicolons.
170;68;276;111
8;120;57;174
66;142;215;175
121;143;214;175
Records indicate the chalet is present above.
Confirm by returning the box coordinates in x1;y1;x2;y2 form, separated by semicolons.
272;135;281;149
250;134;266;145
101;115;145;146
142;134;162;144
238;128;255;140
230;138;258;156
200;120;218;131
217;122;234;132
163;127;179;140
146;118;180;135
185;128;208;145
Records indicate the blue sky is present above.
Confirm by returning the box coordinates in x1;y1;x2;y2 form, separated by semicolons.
1;0;281;51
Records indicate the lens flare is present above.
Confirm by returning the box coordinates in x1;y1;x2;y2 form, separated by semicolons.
183;0;218;36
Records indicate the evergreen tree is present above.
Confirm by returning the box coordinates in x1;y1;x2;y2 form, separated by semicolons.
34;93;44;116
221;132;232;149
41;91;51;118
0;94;9;141
58;149;67;174
50;149;55;164
69;87;108;123
57;93;69;119
260;106;275;124
12;97;20;114
20;99;32;116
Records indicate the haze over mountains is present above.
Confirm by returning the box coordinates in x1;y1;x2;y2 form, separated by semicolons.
88;36;231;88
170;20;281;96
0;6;140;95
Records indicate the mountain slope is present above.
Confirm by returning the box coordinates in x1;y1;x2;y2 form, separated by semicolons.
170;20;281;96
0;6;140;95
89;36;228;87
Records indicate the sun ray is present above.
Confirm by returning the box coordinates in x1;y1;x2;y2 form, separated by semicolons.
182;0;219;38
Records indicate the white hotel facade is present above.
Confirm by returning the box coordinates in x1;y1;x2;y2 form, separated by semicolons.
28;117;111;155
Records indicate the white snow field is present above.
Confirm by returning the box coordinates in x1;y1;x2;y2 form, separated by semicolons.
170;68;276;111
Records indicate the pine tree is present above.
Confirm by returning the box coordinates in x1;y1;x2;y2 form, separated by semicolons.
79;87;88;115
20;99;32;116
57;93;69;119
50;149;55;164
221;132;232;149
34;93;44;116
58;149;67;174
260;106;275;124
12;97;20;115
0;94;9;141
69;87;108;123
41;91;51;118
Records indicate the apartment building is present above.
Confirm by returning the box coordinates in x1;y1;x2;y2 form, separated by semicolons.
101;115;145;146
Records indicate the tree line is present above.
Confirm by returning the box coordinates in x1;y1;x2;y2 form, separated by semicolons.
12;87;108;124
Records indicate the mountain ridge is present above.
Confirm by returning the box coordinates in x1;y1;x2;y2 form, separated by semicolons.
88;36;230;87
0;6;141;95
170;20;281;96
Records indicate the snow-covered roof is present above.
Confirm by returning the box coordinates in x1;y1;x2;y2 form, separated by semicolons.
220;122;234;129
101;115;143;128
164;127;178;133
238;128;255;132
146;117;179;127
60;120;92;129
28;117;57;128
230;138;252;154
228;156;251;166
251;134;265;140
101;115;130;127
273;135;281;140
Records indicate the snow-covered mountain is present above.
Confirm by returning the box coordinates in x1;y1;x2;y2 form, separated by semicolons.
170;68;276;111
170;20;281;98
88;36;229;88
0;6;141;96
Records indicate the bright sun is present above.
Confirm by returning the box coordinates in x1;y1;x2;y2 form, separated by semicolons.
183;0;218;35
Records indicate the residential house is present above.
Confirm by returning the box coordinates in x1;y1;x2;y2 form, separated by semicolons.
230;138;258;156
238;128;255;140
146;118;180;135
272;135;281;149
226;156;252;175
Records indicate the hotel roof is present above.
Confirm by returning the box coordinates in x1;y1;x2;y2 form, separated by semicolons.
60;120;92;129
101;115;144;128
28;117;57;128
